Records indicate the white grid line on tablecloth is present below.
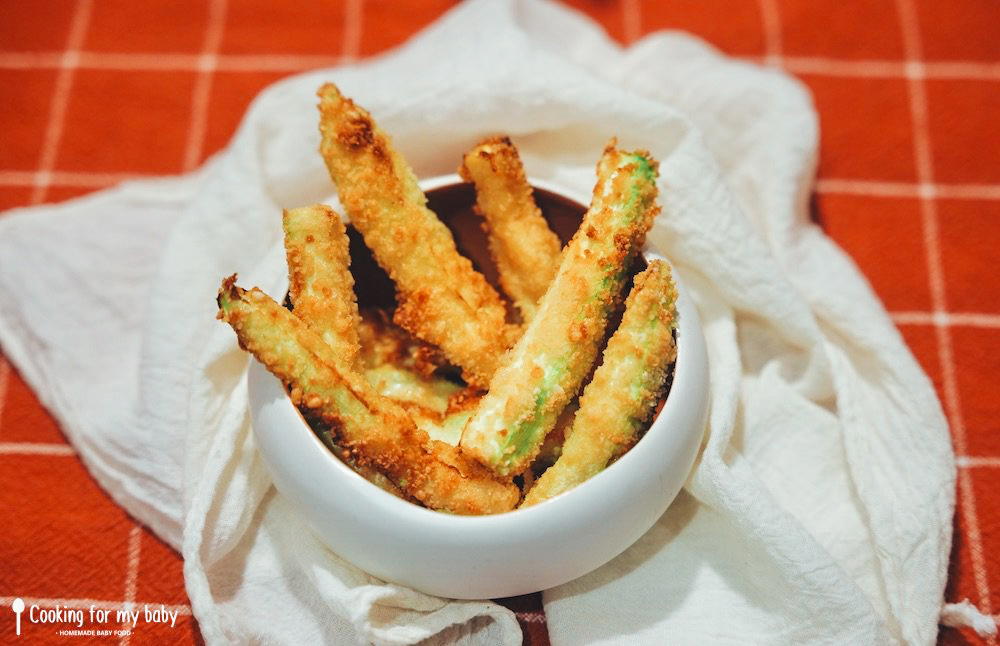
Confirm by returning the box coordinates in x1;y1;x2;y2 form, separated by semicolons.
893;312;1000;329
1;53;999;81
0;50;347;72
118;526;143;646
895;0;996;634
3;169;1000;203
0;443;75;456
816;179;1000;201
958;457;1000;469
516;611;547;624
757;0;783;68
182;0;228;172
0;170;166;188
774;56;1000;80
344;0;364;62
30;0;92;206
622;0;641;44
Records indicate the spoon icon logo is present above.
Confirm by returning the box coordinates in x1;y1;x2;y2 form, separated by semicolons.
11;598;24;636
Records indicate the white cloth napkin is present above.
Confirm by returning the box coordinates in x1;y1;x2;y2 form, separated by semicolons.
0;0;959;644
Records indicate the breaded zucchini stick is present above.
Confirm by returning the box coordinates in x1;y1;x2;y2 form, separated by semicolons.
284;211;414;496
459;137;562;322
317;83;515;388
283;204;361;365
356;311;471;445
217;276;519;515
521;261;678;507
459;142;660;476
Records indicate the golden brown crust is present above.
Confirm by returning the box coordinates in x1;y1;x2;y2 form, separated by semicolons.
459;143;660;476
283;204;362;367
217;278;519;514
459;137;562;322
521;261;678;507
317;83;516;388
356;309;447;377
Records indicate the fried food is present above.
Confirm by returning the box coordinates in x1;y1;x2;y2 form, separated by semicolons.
284;206;413;495
459;137;562;322
317;83;516;388
521;260;678;507
284;211;466;490
223;99;677;511
356;311;473;445
530;401;578;469
283;204;361;365
217;276;519;515
357;310;458;414
459;142;660;477
356;310;447;380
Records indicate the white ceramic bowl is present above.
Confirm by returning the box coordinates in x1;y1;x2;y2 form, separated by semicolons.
248;175;709;599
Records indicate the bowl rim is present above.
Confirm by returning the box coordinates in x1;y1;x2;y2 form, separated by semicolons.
250;173;706;532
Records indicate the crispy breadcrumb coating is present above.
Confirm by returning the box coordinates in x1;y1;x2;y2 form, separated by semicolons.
356;310;448;380
459;137;562;322
317;83;516;388
522;260;678;506
283;204;361;365
459;141;660;476
356;310;474;445
217;276;519;515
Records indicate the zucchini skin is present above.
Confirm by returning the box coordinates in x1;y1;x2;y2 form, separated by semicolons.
217;276;519;515
459;142;660;477
522;260;678;507
317;83;516;389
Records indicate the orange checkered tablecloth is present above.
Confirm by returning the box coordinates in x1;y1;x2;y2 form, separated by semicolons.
0;1;997;644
